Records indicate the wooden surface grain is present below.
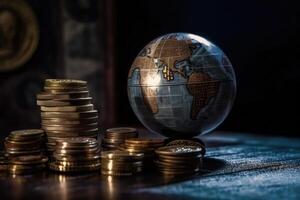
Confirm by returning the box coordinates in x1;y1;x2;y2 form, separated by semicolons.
0;131;299;200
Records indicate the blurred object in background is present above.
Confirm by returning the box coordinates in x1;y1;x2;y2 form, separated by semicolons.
0;0;115;137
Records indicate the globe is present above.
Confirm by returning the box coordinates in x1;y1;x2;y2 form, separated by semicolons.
127;33;236;138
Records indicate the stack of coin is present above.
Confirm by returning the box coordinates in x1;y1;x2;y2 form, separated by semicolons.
36;79;99;155
0;151;8;172
8;155;48;175
101;150;144;176
155;145;204;176
49;137;101;173
102;127;138;150
119;138;165;170
4;129;46;157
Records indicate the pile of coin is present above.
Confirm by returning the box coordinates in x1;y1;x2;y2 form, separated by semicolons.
8;155;48;175
101;150;144;176
4;129;46;157
102;127;138;150
119;138;165;170
155;145;205;176
49;137;101;173
36;79;99;155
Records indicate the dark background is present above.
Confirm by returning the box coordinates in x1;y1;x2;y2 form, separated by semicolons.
114;0;300;135
0;0;299;137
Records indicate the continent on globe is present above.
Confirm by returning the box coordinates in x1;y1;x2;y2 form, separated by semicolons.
129;35;196;114
186;72;220;120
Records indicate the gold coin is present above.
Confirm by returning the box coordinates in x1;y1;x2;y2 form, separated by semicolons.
44;86;89;92
10;155;48;165
101;170;133;176
43;125;98;132
125;138;165;145
155;145;203;156
166;139;205;155
41;110;98;119
41;117;98;125
40;104;93;112
45;79;87;87
101;150;144;161
55;137;97;145
0;0;39;71
10;129;44;138
106;127;137;133
37;91;90;100
37;97;92;106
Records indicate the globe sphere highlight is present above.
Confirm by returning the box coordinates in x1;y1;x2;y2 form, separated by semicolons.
128;33;236;138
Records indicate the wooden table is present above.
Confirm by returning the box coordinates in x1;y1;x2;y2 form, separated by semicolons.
0;131;299;199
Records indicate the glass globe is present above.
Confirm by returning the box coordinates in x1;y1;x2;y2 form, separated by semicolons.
127;33;236;138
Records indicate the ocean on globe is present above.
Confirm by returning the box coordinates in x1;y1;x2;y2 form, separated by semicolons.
127;33;236;138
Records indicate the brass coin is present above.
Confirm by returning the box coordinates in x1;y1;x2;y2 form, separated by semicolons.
0;0;39;71
41;110;98;119
44;86;89;92
53;154;100;162
101;170;133;176
41;117;98;125
37;98;92;106
106;127;137;134
55;137;97;145
125;138;165;145
42;124;98;132
37;91;89;100
101;150;144;161
45;79;87;87
10;129;44;138
10;155;48;165
166;139;205;155
40;104;93;112
155;145;203;156
42;122;98;129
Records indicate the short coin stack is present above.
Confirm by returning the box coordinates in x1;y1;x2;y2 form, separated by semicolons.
8;155;48;175
4;129;47;174
119;138;165;170
36;79;99;155
101;150;144;176
49;138;101;173
155;145;204;176
4;129;45;157
102;127;138;150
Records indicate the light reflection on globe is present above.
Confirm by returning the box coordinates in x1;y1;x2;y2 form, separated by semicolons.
127;33;236;138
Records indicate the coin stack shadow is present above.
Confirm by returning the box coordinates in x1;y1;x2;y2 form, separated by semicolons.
36;79;99;157
101;127;138;150
49;138;101;173
101;150;144;176
4;129;48;174
119;138;165;171
155;145;204;176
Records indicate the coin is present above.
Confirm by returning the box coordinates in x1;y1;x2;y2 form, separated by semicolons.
42;117;99;125
10;155;48;165
166;139;205;155
41;110;98;119
125;138;165;145
37;97;92;106
45;79;87;87
37;91;90;100
10;129;44;138
40;104;93;112
106;127;137;134
101;150;144;161
155;145;203;156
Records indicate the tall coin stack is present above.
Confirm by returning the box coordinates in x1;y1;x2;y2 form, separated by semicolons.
101;127;138;150
36;79;99;155
119;138;165;170
4;129;48;174
49;138;101;173
155;145;204;176
101;150;144;176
